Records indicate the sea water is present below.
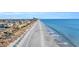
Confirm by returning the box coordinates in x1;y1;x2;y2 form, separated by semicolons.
41;19;79;46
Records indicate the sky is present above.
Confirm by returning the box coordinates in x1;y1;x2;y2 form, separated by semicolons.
0;12;79;19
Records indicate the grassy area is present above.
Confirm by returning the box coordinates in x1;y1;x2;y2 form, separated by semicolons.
0;20;37;47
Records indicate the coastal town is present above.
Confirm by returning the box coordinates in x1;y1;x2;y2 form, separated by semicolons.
0;18;75;47
0;19;37;47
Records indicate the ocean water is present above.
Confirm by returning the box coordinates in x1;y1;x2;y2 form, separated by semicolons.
41;19;79;46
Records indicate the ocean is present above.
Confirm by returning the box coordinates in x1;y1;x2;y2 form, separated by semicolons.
41;19;79;46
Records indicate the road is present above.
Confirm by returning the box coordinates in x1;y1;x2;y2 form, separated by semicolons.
15;20;59;47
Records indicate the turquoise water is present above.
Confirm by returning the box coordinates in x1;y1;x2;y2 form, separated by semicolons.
41;19;79;46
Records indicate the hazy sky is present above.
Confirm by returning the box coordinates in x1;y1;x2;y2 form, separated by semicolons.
0;12;79;19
